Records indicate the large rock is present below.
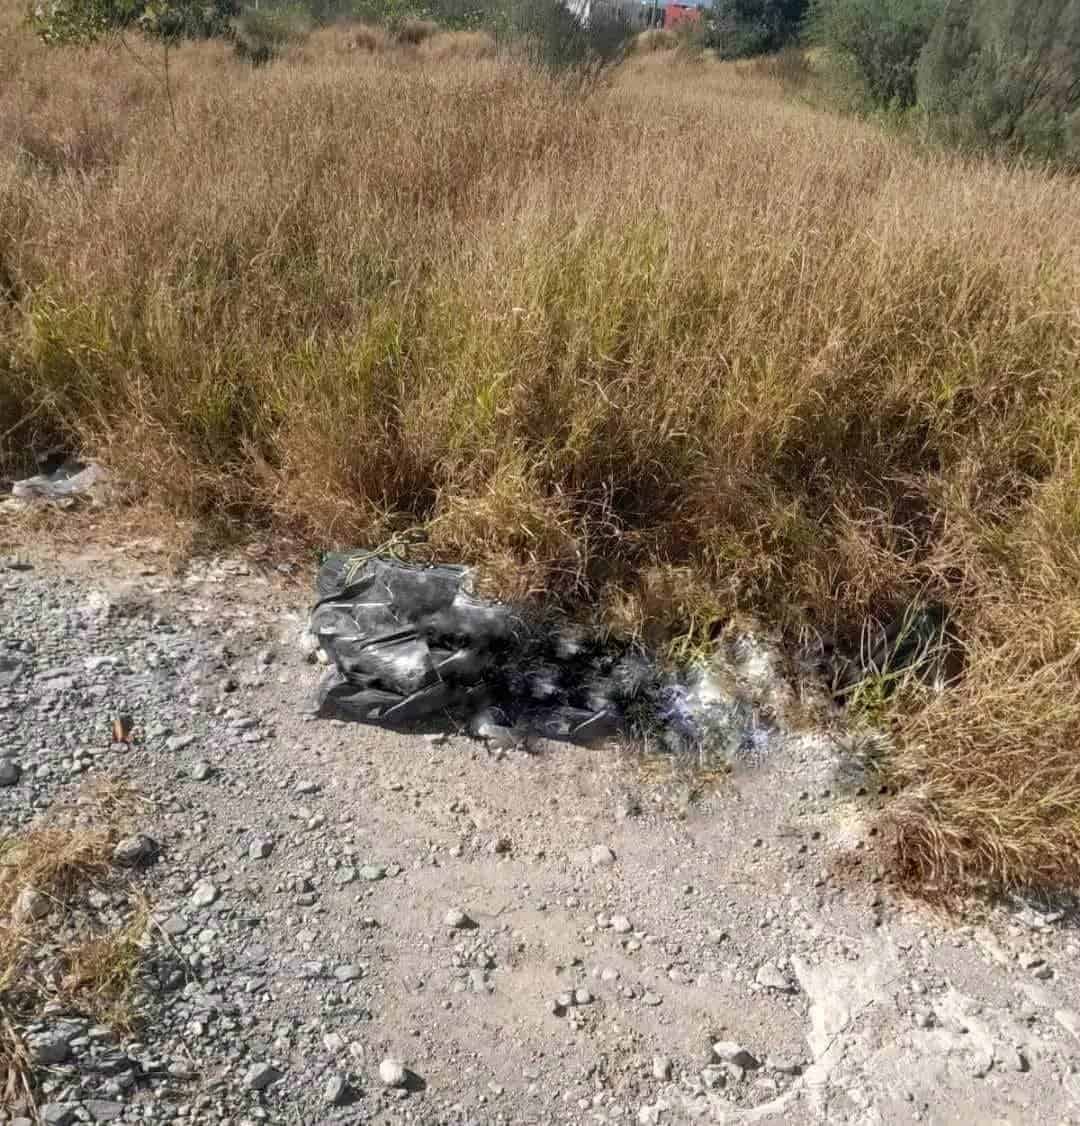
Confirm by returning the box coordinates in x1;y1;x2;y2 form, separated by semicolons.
244;1062;283;1091
27;1029;72;1065
590;845;616;868
379;1058;408;1088
755;961;794;993
12;886;50;924
112;834;159;868
712;1041;761;1070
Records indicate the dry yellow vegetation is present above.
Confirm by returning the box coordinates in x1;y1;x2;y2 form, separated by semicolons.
3;14;1080;892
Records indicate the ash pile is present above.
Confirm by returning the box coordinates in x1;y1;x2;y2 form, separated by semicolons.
309;552;778;758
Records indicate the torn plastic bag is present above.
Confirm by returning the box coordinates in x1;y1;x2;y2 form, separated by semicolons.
309;551;782;760
11;460;106;501
335;631;436;696
317;670;404;721
309;554;624;738
316;552;467;612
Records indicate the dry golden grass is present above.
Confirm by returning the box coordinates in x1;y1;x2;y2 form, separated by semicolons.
3;11;1080;893
632;28;679;53
0;782;151;1111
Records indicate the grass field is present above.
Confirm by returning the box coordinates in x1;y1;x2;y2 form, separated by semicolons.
3;13;1080;893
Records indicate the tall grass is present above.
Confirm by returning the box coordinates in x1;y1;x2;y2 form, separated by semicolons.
3;13;1080;892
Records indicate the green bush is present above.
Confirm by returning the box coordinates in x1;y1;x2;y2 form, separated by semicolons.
811;0;942;108
707;0;809;58
918;0;1080;161
31;0;240;42
507;0;635;72
232;2;312;60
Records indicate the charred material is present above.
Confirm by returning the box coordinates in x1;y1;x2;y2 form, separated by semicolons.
311;553;658;742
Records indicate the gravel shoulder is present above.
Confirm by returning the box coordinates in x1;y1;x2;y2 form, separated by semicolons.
2;535;1080;1126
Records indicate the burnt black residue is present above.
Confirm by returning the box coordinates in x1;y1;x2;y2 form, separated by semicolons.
312;553;650;739
310;552;769;757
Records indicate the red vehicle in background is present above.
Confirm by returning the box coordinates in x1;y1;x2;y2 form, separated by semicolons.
638;0;706;31
662;2;702;28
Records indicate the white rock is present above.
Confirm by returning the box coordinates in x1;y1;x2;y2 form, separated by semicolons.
190;881;219;908
756;961;794;993
712;1041;761;1069
591;845;616;868
379;1058;408;1088
112;834;158;868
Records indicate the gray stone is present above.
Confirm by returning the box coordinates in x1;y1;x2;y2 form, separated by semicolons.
324;1073;350;1106
166;734;196;752
360;864;386;882
162;914;189;937
642;991;662;1007
755;961;794;993
12;886;50;923
27;1029;71;1065
445;908;476;930
112;834;159;868
574;987;594;1006
249;837;274;861
653;1055;672;1080
190;881;219;908
190;760;213;781
85;1100;124;1122
0;760;21;786
379;1058;408;1088
1057;1009;1080;1041
713;1041;761;1069
611;915;633;935
295;780;319;795
334;963;362;982
244;1062;283;1090
40;1106;77;1126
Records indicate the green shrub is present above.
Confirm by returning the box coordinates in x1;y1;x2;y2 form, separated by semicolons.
394;13;438;41
31;0;240;42
232;2;312;61
707;0;809;58
811;0;942;108
918;0;1080;162
508;0;635;72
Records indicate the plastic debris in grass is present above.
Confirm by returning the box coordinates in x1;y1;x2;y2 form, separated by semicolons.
5;459;109;510
308;551;782;762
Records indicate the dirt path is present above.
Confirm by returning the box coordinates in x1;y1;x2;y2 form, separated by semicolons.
2;533;1079;1125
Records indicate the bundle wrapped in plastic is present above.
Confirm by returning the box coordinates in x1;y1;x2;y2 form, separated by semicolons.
309;552;779;759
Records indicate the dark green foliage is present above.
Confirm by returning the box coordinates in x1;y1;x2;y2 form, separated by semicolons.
918;0;1080;161
810;0;942;108
231;2;311;61
508;0;635;72
707;0;809;58
31;0;239;41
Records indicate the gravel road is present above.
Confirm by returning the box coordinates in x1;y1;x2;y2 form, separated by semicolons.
3;535;1080;1126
